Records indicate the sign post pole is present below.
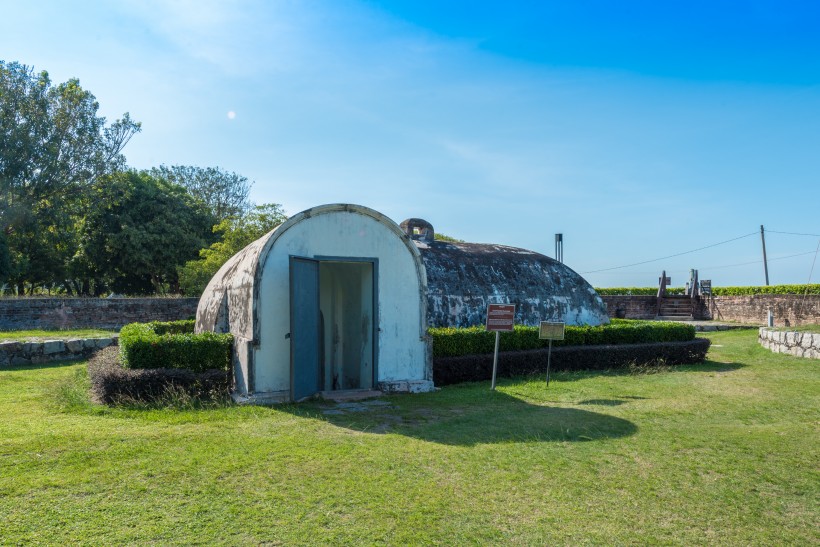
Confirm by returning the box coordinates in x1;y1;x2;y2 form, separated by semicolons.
539;321;565;389
491;331;500;390
546;339;553;386
485;304;516;391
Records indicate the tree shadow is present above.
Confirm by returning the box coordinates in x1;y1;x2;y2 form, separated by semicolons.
550;360;746;383
0;359;84;372
287;390;637;446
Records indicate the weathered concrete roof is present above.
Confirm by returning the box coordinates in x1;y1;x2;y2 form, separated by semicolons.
414;239;609;327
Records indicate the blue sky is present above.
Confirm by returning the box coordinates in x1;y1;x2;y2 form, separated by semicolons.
2;0;819;287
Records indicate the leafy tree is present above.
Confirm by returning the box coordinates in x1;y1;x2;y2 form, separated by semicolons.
435;232;464;243
0;231;10;287
178;203;287;295
75;171;216;295
149;165;252;223
0;60;140;292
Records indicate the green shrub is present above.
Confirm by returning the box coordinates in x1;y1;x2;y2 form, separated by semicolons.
429;320;696;358
434;339;711;385
710;284;820;296
595;287;685;296
148;319;195;335
595;284;820;296
89;347;230;405
119;320;231;373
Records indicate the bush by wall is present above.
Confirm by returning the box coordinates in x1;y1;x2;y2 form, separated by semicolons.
595;284;820;296
430;319;696;358
434;338;711;386
88;347;230;404
119;320;232;373
595;287;685;296
710;284;820;296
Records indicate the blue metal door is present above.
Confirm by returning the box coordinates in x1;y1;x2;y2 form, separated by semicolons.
290;257;320;401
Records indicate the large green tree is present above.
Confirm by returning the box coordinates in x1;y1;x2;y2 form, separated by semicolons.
178;203;287;295
148;165;252;223
0;60;140;293
75;171;216;295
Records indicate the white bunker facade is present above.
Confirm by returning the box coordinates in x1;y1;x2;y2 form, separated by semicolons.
196;204;608;403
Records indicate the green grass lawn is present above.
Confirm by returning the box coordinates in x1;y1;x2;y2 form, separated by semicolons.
0;328;117;342
1;330;817;545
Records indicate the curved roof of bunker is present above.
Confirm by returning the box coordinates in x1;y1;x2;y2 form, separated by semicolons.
195;204;427;339
412;236;610;328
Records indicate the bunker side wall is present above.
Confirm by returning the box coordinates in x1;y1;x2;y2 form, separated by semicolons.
0;298;199;331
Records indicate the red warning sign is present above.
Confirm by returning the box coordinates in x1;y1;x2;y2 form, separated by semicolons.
485;304;516;332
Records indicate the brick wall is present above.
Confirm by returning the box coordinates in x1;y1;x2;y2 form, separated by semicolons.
601;294;820;326
599;295;658;319
704;295;820;326
0;298;199;331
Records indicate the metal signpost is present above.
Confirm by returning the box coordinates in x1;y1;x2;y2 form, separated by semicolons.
539;321;565;387
486;304;515;390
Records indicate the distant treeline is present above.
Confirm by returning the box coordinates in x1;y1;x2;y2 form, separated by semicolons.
1;60;286;297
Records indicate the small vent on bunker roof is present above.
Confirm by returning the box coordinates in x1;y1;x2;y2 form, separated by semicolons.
400;218;435;243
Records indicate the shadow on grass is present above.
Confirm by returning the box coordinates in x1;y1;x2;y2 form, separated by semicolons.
288;390;638;446
0;359;84;372
548;360;746;383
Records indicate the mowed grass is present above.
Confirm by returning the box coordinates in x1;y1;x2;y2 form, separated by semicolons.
0;329;116;342
0;331;817;545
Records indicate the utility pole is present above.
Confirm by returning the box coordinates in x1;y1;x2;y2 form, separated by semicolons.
760;225;770;286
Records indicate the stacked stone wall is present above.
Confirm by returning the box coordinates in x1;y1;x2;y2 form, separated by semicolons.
601;294;820;325
599;295;658;320
0;298;198;331
758;328;820;359
704;295;820;326
0;336;118;367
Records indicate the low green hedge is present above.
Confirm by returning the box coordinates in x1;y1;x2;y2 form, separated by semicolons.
148;319;196;335
430;319;696;358
434;338;711;385
710;284;820;296
596;284;820;296
89;347;230;405
595;287;685;296
119;320;232;373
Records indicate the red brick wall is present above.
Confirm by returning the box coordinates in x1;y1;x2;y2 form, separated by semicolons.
704;295;820;326
0;298;199;330
599;295;658;320
601;294;820;326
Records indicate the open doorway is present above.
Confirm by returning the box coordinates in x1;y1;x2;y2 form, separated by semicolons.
289;256;377;400
319;260;376;391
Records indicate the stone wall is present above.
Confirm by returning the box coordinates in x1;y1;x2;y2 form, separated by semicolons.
0;336;117;367
758;328;820;359
704;295;820;326
0;298;199;331
600;294;820;326
599;295;658;320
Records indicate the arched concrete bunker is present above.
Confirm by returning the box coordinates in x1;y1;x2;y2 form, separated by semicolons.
197;204;431;403
197;204;608;403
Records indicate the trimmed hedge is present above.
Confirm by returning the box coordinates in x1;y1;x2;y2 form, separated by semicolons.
595;287;685;296
88;347;230;404
596;284;820;296
430;320;696;358
119;320;232;373
434;338;711;386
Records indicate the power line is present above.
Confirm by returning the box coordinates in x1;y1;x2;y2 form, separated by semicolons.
767;230;820;238
581;231;758;274
700;250;819;271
